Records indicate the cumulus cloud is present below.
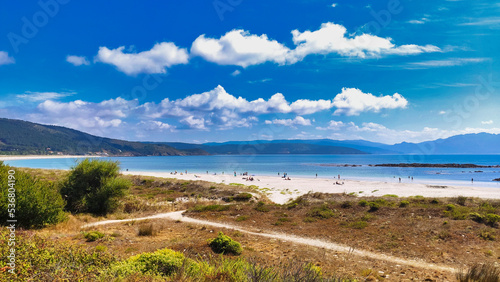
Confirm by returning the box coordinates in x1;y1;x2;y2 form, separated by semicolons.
143;85;335;122
264;116;312;127
17;85;407;134
138;120;175;131
320;120;500;144
331;88;408;116
290;23;439;61
316;120;345;130
96;42;189;75
31;97;138;134
16;91;76;102
481;120;494;125
0;51;15;65
190;23;439;67
191;30;291;67
66;55;90;66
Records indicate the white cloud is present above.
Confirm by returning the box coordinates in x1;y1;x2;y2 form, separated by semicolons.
66;55;90;66
331;3;337;7
265;116;312;127
322;120;500;144
482;120;494;125
16;91;76;102
181;116;207;130
289;99;333;115
96;42;189;75
331;88;408;116
145;85;333;118
459;17;500;26
32;97;137;134
21;85;407;133
408;58;488;68
191;30;290;67
289;23;440;61
316;120;345;130
231;70;241;76
138;120;175;131
439;111;447;115
408;20;425;24
0;51;15;65
190;22;439;67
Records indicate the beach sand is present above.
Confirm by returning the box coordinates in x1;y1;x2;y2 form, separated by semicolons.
0;155;99;161
122;171;500;204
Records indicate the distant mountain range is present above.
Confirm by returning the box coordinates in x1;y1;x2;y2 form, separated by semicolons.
0;118;206;156
1;118;499;156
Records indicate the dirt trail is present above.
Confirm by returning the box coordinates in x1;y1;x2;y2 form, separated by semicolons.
83;211;457;273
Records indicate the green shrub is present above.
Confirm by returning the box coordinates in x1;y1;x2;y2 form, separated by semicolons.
0;230;116;280
368;202;380;212
444;206;470;220
485;213;500;227
60;159;130;215
383;194;398;198
286;197;307;209
446;204;456;211
479;229;496;241
303;217;316;223
255;201;270;212
340;201;352;208
207;232;242;255
111;248;187;277
83;231;105;242
138;224;155;236
0;162;66;228
430;199;439;204
456;196;468;206
233;193;252;201
399;200;410;208
191;204;230;212
358;200;368;207
469;212;484;223
307;204;335;219
350;221;368;229
235;215;249;222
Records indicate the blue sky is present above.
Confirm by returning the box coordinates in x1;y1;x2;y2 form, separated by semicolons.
0;0;499;144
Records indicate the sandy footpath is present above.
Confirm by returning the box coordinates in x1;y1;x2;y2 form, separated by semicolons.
122;171;500;204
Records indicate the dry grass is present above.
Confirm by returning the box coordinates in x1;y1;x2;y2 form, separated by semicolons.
15;168;500;280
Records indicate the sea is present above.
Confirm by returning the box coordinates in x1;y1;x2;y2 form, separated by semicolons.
3;154;500;189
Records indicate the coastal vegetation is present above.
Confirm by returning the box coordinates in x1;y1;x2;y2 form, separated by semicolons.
1;164;500;280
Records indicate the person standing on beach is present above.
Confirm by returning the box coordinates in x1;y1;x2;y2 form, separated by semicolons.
399;177;401;183
316;173;317;178
472;178;474;183
338;174;340;180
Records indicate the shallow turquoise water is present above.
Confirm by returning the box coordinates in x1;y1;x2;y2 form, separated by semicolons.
4;154;500;188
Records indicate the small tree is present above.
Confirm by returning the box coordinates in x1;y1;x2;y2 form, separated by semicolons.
0;162;66;228
60;159;129;215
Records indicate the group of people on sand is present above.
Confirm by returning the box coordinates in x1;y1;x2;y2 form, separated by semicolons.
396;176;414;183
279;172;291;180
170;170;187;175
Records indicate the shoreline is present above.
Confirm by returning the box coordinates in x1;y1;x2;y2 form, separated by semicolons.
122;170;500;204
0;155;100;161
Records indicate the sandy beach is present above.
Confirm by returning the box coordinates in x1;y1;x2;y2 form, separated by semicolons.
122;170;500;204
0;155;99;161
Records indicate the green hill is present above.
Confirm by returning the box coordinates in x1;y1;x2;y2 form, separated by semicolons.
0;118;207;156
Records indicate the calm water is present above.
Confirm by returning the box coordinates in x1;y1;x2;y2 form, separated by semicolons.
4;154;500;188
